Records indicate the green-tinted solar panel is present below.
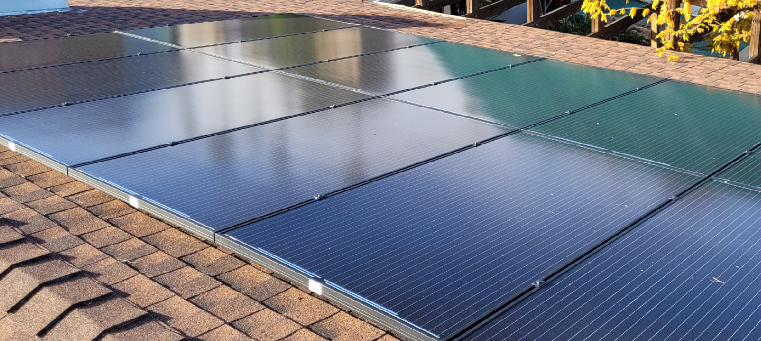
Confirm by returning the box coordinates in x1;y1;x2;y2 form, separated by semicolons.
531;81;761;174
719;151;761;188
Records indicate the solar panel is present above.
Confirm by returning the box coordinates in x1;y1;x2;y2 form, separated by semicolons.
0;72;369;167
0;50;255;115
0;33;175;72
193;26;439;69
224;132;699;338
531;81;761;174
390;59;662;128
719;152;761;189
463;181;761;341
124;14;352;48
75;99;506;231
284;42;536;95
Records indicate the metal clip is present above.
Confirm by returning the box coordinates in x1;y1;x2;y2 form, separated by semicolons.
314;194;324;201
532;280;545;288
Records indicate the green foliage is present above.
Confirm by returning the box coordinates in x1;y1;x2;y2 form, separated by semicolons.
613;30;649;45
550;14;593;35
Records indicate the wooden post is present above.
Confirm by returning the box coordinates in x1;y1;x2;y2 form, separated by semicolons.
467;0;479;14
750;9;760;63
651;14;660;47
591;15;603;35
415;0;428;8
527;0;541;23
665;0;682;44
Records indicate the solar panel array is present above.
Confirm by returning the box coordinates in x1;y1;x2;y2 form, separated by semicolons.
2;13;761;341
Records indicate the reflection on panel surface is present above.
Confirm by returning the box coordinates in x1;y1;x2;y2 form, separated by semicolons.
0;50;255;115
285;42;535;94
125;14;351;48
0;72;369;166
531;81;761;174
465;181;761;341
194;26;438;69
77;99;505;231
226;132;698;337
391;60;661;127
0;33;175;72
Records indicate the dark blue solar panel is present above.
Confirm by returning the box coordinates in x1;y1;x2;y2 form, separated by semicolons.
0;50;255;115
124;14;351;48
193;26;438;69
225;132;698;338
464;181;761;341
391;59;661;128
0;72;369;166
75;99;506;231
531;80;761;174
284;42;536;95
0;33;175;72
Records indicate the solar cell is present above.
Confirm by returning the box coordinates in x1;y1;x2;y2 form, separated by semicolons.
0;33;175;72
75;99;506;231
124;14;352;48
531;81;761;174
225;132;698;337
193;26;439;69
391;59;662;128
284;42;536;95
0;72;369;166
719;151;761;189
0;50;255;115
462;181;761;341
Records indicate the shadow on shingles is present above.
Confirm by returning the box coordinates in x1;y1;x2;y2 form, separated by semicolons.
0;5;448;41
0;217;26;228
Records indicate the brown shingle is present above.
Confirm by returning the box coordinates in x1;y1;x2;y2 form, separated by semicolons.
48;181;93;197
2;208;57;234
182;247;245;276
265;288;339;326
0;197;25;215
44;297;148;341
191;286;264;322
282;329;329;341
87;199;136;220
100;320;184;341
149;296;224;337
83;257;138;285
25;195;78;215
26;171;73;189
102;237;158;262
233;309;301;341
4;160;49;177
217;265;290;301
0;258;80;312
9;276;111;335
81;226;132;248
66;189;114;208
110;212;170;237
377;333;402;341
0;154;30;166
59;243;109;267
142;228;207;258
1;182;53;203
49;207;110;235
112;274;175;308
0;240;49;274
310;312;385;341
0;225;23;246
129;251;185;278
155;266;221;299
199;324;254;341
31;226;85;253
0;168;25;189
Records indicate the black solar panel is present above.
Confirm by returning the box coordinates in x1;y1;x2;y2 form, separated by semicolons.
284;42;536;95
75;99;506;231
462;181;761;341
0;33;175;72
0;50;255;115
0;72;369;166
531;81;761;174
225;132;698;338
391;59;662;128
193;26;439;69
124;14;352;48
